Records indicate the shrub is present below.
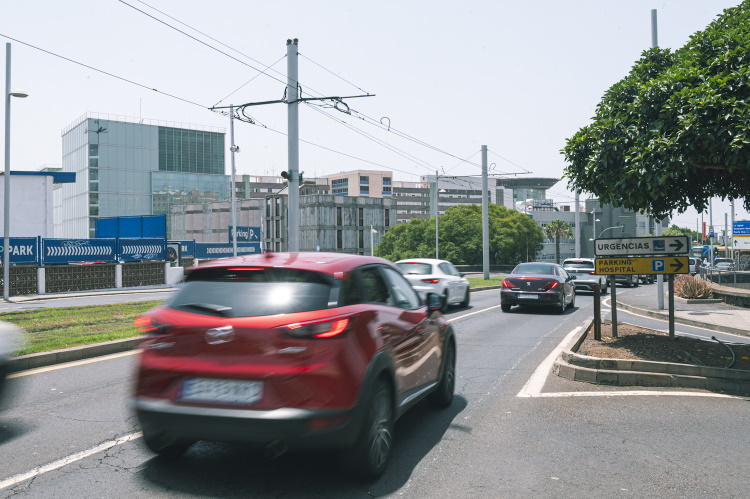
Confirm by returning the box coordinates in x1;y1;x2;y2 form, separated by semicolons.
674;275;713;299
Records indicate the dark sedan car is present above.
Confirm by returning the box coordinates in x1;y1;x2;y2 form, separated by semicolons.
500;262;576;313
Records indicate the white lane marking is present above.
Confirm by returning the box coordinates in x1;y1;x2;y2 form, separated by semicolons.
8;350;141;378
446;304;501;323
0;432;143;491
517;326;582;397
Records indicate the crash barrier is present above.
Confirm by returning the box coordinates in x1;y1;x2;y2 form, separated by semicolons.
1;237;260;266
455;265;515;274
0;262;168;297
702;269;750;290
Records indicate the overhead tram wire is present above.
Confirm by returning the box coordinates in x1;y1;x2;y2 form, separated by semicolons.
299;53;370;96
124;0;332;102
306;103;437;172
122;1;528;177
213;54;287;108
0;33;209;110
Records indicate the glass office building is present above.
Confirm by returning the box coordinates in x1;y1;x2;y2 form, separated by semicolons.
58;113;226;238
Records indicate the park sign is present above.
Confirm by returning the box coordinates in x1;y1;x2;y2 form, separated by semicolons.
593;236;690;257
595;256;689;275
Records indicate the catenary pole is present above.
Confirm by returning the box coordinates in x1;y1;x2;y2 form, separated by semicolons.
230;104;238;257
574;192;580;257
287;39;300;252
482;146;489;280
652;9;665;310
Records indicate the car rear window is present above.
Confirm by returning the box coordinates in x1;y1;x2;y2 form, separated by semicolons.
167;267;338;317
513;263;555;275
563;260;594;269
396;262;433;275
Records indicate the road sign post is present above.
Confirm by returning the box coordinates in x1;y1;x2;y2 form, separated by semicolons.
594;237;689;341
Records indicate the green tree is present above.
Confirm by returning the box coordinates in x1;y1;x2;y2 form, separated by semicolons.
562;1;750;219
375;204;544;265
662;224;699;242
543;219;573;264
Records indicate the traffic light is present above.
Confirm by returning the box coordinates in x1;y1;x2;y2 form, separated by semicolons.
280;171;303;181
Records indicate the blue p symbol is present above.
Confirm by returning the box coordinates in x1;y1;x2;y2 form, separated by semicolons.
652;260;665;272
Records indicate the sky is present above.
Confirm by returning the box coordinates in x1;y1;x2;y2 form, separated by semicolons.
1;0;748;235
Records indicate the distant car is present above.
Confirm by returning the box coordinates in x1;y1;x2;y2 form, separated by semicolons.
715;261;734;271
562;258;608;294
500;262;576;313
712;258;734;271
639;274;655;284
611;274;640;287
132;252;456;480
688;258;700;276
394;258;471;309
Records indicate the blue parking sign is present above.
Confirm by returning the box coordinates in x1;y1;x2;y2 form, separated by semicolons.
652;259;665;272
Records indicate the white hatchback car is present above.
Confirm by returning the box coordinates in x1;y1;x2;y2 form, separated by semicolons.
395;258;471;309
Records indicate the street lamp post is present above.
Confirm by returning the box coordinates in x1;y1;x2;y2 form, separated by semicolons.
434;186;446;259
4;43;28;302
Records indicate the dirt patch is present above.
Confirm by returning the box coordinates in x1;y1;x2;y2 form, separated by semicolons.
577;320;750;371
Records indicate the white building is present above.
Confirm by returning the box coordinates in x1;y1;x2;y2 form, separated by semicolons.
1;171;75;238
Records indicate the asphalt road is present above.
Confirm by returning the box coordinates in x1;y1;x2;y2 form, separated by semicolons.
1;289;748;497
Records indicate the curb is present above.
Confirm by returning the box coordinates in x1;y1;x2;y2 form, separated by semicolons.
11;286;176;303
8;336;145;374
616;300;750;339
553;319;750;396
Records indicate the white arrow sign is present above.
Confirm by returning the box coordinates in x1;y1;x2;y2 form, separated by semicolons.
594;236;690;257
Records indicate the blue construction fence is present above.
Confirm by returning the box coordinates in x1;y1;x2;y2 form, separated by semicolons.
0;237;262;266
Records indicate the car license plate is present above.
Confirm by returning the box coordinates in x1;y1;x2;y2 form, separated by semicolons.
518;294;538;299
180;378;263;405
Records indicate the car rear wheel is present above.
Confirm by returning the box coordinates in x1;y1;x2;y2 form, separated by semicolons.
567;290;576;309
557;294;566;314
441;292;450;312
343;379;393;481
459;288;470;308
601;281;608;295
428;342;455;408
501;303;511;312
141;429;195;459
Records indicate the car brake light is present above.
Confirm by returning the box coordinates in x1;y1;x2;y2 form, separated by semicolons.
501;280;515;287
134;316;167;335
280;316;353;339
588;271;597;275
421;278;440;284
541;281;559;290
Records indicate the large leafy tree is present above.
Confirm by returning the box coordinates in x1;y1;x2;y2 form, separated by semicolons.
375;204;544;265
563;1;750;219
662;224;699;242
543;220;573;264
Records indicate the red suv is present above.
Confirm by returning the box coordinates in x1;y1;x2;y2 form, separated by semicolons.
132;252;456;480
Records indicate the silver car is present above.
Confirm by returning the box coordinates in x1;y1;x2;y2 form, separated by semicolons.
395;258;471;309
562;258;608;294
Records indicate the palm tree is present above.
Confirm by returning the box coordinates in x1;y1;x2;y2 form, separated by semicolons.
544;220;573;264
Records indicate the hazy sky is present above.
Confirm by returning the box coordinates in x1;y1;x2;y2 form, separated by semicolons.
1;0;747;232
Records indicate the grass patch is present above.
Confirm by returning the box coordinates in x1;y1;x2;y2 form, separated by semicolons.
1;300;162;356
467;276;505;288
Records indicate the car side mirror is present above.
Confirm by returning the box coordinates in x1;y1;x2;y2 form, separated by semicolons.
426;292;443;313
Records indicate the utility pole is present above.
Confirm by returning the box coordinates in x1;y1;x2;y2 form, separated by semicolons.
580;191;581;262
652;9;665;310
229;104;238;257
287;39;300;252
211;38;372;254
481;145;489;280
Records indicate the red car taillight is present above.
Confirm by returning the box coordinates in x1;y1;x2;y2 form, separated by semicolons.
134;315;167;335
421;278;440;284
501;280;515;288
541;281;560;290
279;316;354;339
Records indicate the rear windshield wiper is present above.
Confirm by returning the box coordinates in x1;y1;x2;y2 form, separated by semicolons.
181;303;232;316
